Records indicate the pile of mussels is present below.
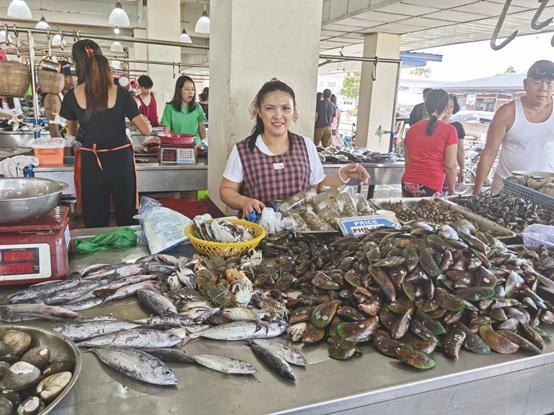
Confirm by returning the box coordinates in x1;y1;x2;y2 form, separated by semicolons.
258;222;554;369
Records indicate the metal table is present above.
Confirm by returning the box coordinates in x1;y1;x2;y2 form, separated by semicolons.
323;162;405;199
2;226;554;415
33;161;208;196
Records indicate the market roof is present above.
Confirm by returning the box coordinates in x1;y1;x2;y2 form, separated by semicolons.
438;73;527;92
400;51;443;67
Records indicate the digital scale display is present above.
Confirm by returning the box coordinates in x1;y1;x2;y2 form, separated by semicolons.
0;247;40;276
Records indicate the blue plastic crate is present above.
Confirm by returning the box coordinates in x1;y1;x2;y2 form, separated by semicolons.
502;179;554;211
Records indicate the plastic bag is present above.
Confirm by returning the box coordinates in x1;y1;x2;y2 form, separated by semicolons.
136;196;192;254
523;224;554;249
74;227;137;254
258;207;296;234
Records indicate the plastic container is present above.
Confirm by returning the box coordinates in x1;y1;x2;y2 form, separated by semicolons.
33;138;65;166
158;133;195;146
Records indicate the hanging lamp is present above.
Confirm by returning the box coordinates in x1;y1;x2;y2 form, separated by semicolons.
110;41;124;52
179;29;192;43
7;0;33;19
195;6;210;34
51;33;63;46
108;2;130;27
35;16;49;30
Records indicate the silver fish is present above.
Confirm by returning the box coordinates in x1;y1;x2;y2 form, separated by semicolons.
168;325;210;340
155;254;181;266
143;348;194;364
0;304;79;322
132;315;195;329
77;328;182;348
45;279;110;305
221;308;266;322
103;281;157;302
114;263;144;277
93;274;158;298
249;340;295;381
196;321;288;341
190;354;256;375
166;274;181;292
137;289;177;315
63;297;104;311
89;348;177;386
79;263;109;277
142;263;176;275
179;301;212;312
6;278;82;304
180;306;221;323
250;340;307;367
53;320;141;342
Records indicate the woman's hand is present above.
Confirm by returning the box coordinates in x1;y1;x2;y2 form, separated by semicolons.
239;196;265;218
340;163;370;185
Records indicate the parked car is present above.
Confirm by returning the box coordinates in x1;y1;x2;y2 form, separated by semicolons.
450;110;494;139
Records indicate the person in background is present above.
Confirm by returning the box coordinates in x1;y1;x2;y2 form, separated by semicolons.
330;94;342;146
441;93;466;185
474;60;554;194
161;75;206;145
220;80;368;216
402;89;458;197
0;96;23;119
314;88;336;147
60;39;151;228
409;87;432;126
135;75;160;127
198;87;209;121
43;61;75;137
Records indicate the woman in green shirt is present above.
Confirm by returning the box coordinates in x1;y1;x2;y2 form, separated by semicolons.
161;75;206;144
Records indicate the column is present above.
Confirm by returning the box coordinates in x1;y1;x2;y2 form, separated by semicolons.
208;0;324;213
146;0;181;117
356;33;400;152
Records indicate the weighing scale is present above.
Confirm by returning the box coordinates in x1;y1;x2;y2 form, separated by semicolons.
158;133;197;165
0;206;70;285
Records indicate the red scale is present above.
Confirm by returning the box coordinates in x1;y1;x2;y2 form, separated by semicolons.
158;134;197;165
0;207;70;286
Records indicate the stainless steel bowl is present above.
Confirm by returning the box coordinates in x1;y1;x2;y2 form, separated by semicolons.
0;178;68;224
0;325;82;415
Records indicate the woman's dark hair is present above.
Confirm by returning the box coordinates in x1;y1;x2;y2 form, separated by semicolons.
424;89;449;136
71;39;111;115
247;80;296;151
138;75;153;89
330;94;337;105
449;93;460;115
199;87;209;101
169;75;197;114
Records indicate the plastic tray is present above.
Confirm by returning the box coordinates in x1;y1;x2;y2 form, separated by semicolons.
158;133;196;146
502;179;554;211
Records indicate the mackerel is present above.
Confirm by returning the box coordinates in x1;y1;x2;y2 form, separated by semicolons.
45;279;111;305
77;328;182;348
169;325;210;340
103;281;157;302
53;320;141;342
196;321;288;341
79;263;109;277
132;315;195;329
89;348;177;386
251;340;307;366
249;340;295;380
0;304;79;322
63;297;104;311
93;274;158;298
6;278;82;304
189;354;256;375
137;289;177;315
143;348;195;364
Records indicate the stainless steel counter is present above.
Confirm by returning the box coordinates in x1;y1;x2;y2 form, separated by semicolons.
2;226;554;415
33;161;208;195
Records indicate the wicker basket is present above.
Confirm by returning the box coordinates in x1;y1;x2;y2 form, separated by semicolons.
184;219;266;257
38;70;64;94
0;61;30;97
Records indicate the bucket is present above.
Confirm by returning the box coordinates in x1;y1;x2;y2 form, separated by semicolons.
33;139;65;166
0;61;31;97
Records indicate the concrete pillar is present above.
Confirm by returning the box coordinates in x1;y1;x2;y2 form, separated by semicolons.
146;0;181;117
208;0;323;213
357;33;400;152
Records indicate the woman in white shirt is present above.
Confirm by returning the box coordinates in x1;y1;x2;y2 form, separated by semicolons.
220;80;369;217
0;97;23;119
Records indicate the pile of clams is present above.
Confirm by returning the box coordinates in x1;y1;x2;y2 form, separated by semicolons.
0;329;74;415
258;221;554;370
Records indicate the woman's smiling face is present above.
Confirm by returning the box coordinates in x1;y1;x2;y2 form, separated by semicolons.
258;90;295;137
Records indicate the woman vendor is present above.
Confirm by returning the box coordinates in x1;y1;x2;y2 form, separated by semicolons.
220;80;369;217
161;75;206;145
60;39;151;227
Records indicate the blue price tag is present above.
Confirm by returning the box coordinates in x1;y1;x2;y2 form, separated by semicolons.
339;216;400;236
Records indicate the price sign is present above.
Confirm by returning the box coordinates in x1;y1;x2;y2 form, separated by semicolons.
339;216;400;236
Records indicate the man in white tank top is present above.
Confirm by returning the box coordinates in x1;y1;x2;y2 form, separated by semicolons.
474;60;554;194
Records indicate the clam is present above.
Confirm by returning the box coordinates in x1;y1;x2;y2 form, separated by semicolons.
394;348;436;370
0;361;41;390
391;307;414;340
16;396;41;415
1;330;31;356
0;361;10;379
497;330;542;354
0;341;11;358
301;323;325;344
36;371;72;401
373;331;412;358
21;347;50;370
0;396;14;415
327;337;359;360
336;318;377;343
288;306;313;325
442;327;466;359
42;361;74;377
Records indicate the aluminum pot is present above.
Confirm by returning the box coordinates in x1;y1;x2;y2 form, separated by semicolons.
0;178;68;224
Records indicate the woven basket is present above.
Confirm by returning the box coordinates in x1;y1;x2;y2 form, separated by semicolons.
38;70;64;94
0;61;30;97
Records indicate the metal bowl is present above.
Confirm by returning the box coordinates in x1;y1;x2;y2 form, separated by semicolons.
0;178;68;224
0;325;82;415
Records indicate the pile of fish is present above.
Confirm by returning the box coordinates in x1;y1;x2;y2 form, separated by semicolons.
0;329;74;415
317;147;403;165
449;194;554;233
258;224;554;369
193;214;253;243
379;199;464;224
507;173;554;197
277;187;378;232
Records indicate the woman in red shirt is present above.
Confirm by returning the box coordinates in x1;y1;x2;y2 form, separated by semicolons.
135;75;160;127
402;89;458;197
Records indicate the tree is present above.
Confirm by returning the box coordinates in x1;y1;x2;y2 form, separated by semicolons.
504;66;516;73
340;72;360;102
409;67;431;78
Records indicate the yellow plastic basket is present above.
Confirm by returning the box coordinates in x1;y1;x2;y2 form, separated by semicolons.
184;218;266;257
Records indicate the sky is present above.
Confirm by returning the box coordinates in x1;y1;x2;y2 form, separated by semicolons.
403;32;554;82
